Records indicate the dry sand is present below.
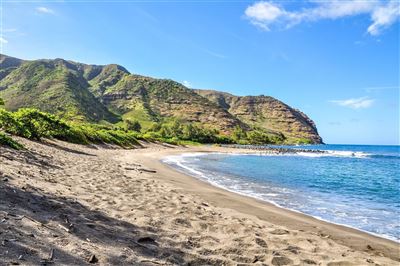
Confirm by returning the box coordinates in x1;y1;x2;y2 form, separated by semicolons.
0;138;398;265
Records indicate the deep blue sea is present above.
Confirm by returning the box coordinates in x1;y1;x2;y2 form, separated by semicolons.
163;145;400;241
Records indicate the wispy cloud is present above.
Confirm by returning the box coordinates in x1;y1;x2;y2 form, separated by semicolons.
364;85;399;93
330;97;375;109
367;1;400;35
36;7;55;15
244;0;400;35
182;80;192;88
203;49;227;59
0;37;8;44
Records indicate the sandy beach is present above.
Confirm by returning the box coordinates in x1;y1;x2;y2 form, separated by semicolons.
0;139;398;265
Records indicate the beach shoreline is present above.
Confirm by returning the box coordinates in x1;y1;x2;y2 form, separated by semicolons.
1;139;398;265
130;144;399;261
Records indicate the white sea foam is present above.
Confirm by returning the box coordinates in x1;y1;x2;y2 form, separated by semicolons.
292;150;370;158
162;152;400;242
173;151;372;159
172;150;372;159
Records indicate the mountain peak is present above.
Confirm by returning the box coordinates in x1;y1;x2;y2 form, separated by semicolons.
0;54;322;143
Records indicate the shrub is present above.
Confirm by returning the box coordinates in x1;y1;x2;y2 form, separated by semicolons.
12;108;70;140
0;108;140;147
147;122;162;132
294;138;312;144
124;119;142;132
0;109;26;136
142;131;162;141
247;130;271;145
54;126;89;144
0;105;286;147
0;132;23;150
232;125;247;142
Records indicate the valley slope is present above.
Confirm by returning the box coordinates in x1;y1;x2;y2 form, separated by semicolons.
0;54;322;144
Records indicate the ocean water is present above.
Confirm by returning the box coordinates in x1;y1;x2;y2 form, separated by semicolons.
163;145;400;241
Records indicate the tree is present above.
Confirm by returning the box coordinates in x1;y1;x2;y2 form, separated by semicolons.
125;119;142;132
232;125;247;142
182;123;197;140
170;120;183;137
148;122;162;132
0;98;4;106
247;130;270;144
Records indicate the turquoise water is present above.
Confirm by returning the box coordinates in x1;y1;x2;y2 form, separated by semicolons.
163;145;400;241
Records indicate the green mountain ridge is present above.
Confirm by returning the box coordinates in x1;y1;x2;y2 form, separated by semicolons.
0;54;323;144
0;56;120;122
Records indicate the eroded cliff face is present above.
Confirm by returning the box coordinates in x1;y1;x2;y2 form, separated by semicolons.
0;54;323;143
195;90;322;143
96;75;246;133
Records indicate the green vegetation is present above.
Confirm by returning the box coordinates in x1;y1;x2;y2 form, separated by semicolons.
195;90;323;144
292;138;313;145
0;97;21;149
0;59;119;122
124;119;142;132
0;106;140;148
0;103;288;150
0;132;23;150
141;119;234;144
0;54;323;145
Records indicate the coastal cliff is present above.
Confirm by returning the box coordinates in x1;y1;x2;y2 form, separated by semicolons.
195;89;322;144
0;54;322;144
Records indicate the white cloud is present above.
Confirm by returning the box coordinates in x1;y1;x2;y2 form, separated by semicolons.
36;7;55;15
245;2;285;31
0;37;8;44
330;97;375;109
182;81;192;88
244;0;400;35
368;1;400;35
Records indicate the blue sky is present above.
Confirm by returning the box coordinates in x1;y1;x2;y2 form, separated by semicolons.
1;0;399;145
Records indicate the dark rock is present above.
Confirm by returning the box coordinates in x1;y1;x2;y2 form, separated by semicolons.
271;256;293;266
137;236;157;246
270;229;289;235
88;254;98;263
174;218;191;227
302;259;317;264
285;245;300;254
255;237;268;248
253;255;266;263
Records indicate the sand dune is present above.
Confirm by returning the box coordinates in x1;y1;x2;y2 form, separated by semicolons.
0;139;398;265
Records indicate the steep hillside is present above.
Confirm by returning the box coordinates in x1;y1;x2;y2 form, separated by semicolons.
195;89;322;143
0;54;244;132
0;56;119;122
0;54;24;80
96;74;245;132
0;54;323;143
